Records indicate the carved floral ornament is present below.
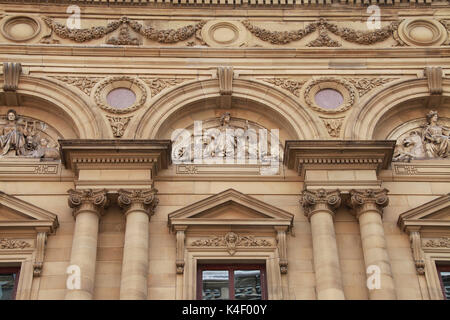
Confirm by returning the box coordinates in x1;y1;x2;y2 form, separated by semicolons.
191;232;272;255
2;15;445;48
0;238;32;249
41;16;206;44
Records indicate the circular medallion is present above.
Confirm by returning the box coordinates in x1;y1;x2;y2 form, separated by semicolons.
201;20;247;47
1;15;41;42
397;19;447;46
94;76;148;114
304;78;356;114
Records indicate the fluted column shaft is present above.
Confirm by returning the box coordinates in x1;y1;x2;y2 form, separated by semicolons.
349;189;396;300
65;189;108;300
118;189;158;300
301;189;345;300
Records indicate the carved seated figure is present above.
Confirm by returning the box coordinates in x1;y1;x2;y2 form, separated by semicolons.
423;110;450;158
393;110;450;162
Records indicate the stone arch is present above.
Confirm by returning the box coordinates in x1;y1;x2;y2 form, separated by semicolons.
344;78;450;140
0;75;107;139
130;78;322;140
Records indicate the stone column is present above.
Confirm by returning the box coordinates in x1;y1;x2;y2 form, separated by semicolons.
301;189;345;300
348;189;396;300
66;189;109;300
118;189;158;300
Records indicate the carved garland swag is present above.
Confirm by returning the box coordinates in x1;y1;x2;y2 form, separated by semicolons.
42;16;206;43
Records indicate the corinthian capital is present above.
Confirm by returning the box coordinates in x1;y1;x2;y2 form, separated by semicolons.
348;188;389;218
68;189;109;218
300;189;341;220
117;189;159;217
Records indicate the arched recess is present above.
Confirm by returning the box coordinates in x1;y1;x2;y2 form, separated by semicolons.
0;75;107;139
344;78;450;140
130;79;322;141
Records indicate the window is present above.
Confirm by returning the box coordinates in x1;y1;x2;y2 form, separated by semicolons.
197;264;267;300
436;263;450;300
0;267;20;300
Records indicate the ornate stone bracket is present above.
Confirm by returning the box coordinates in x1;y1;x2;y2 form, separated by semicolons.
424;67;443;95
275;226;288;274
218;66;233;108
33;232;47;277
117;188;159;217
2;62;22;106
175;226;187;274
410;230;425;275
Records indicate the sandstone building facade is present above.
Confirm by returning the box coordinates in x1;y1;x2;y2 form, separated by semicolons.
0;0;449;300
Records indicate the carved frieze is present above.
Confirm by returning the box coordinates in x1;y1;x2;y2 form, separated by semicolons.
347;78;398;97
0;238;32;249
261;78;305;97
243;19;401;46
52;76;101;95
424;237;450;248
191;232;272;255
42;16;205;44
142;78;187;97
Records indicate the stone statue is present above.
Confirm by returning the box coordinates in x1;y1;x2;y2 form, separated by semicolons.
423;110;450;158
203;112;237;159
393;110;450;162
0;109;31;156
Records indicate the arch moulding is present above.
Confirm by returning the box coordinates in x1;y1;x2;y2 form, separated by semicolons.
344;78;450;140
131;78;322;140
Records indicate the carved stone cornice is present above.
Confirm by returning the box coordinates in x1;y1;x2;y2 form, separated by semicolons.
300;189;341;220
59;139;172;178
348;188;389;218
67;188;109;218
284;140;395;178
117;188;159;217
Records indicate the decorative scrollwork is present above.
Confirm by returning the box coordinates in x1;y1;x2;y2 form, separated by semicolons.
191;232;272;255
0;238;31;249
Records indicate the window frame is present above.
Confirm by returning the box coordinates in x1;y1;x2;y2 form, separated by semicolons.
0;266;21;300
196;263;267;300
436;263;450;301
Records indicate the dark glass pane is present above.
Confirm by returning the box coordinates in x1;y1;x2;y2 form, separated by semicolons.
440;271;450;300
234;270;261;300
202;270;229;300
0;273;16;300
